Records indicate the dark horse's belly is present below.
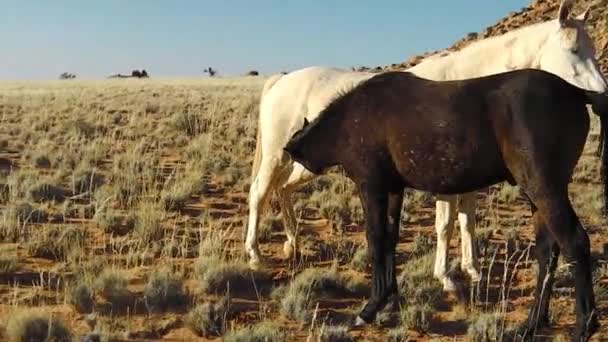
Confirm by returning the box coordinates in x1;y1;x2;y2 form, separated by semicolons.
391;132;511;194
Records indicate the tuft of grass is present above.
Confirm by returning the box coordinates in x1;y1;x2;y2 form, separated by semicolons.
27;182;67;203
68;280;95;313
272;264;368;322
171;111;209;137
160;167;206;211
6;309;72;342
386;327;410;342
71;167;105;194
26;226;85;260
349;245;368;272
317;325;353;342
94;208;134;236
398;250;443;310
410;233;434;258
223;321;286;342
144;269;187;313
0;255;18;275
399;303;433;333
195;255;271;296
94;268;132;311
466;313;506;342
496;184;520;205
9;202;49;224
185;296;230;338
134;201;165;244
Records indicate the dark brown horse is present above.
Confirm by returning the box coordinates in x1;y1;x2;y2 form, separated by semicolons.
284;69;608;341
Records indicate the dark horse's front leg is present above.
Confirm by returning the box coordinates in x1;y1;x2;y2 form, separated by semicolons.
355;182;402;325
518;204;560;338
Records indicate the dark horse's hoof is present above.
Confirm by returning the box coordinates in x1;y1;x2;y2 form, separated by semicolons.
573;315;600;342
512;319;550;342
352;316;369;327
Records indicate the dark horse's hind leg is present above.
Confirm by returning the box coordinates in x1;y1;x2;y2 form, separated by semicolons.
355;182;402;325
523;191;597;341
519;202;560;337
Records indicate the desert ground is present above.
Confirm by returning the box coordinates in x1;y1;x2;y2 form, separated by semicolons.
0;76;607;342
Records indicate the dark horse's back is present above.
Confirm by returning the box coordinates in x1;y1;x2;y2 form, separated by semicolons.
339;69;591;194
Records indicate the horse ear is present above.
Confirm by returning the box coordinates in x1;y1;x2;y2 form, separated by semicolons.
558;0;573;26
576;6;591;22
303;118;310;127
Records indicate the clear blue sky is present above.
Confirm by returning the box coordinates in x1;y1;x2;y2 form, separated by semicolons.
1;1;530;80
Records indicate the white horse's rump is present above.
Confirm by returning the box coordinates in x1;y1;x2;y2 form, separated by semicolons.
245;0;608;287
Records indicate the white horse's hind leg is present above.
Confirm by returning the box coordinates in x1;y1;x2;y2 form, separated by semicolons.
276;163;316;260
433;195;457;291
458;192;481;282
246;157;279;270
276;189;297;259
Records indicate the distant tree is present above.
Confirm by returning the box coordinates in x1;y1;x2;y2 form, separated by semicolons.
204;67;217;77
59;72;76;80
246;70;259;76
140;69;149;78
131;70;142;78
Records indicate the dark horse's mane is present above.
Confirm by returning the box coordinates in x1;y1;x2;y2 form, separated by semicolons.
290;71;418;142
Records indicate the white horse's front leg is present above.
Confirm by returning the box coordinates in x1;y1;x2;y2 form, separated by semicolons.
434;195;457;291
458;192;481;282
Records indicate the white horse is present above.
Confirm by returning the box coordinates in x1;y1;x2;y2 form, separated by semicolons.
246;0;608;291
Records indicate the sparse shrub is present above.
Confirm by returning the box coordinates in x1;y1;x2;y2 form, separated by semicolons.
134;201;165;244
185;296;230;338
94;208;133;235
400;303;432;332
386;327;410;342
160;168;206;211
171;111;208;137
94;268;132;310
410;233;434;258
0;255;18;275
72;167;105;194
68;280;95;313
26;226;85;260
349;245;368;272
317;325;353;342
395;250;442;331
195;255;271;296
496;184;520;205
466;313;505;342
223;321;285;342
64;119;97;139
6;309;72;342
0;183;8;203
144;269;186;312
273;265;368;322
28;182;67;202
33;154;52;168
258;213;282;242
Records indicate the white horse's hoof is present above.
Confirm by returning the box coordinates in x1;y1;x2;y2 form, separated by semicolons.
442;277;457;292
465;268;481;282
354;316;367;327
283;241;296;259
248;258;265;271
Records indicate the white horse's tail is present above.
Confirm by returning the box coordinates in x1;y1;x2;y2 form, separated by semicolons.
252;73;284;181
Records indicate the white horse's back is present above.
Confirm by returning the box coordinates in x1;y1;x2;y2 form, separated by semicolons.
259;66;374;159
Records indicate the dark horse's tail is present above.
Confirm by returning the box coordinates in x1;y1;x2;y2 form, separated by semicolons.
584;90;608;216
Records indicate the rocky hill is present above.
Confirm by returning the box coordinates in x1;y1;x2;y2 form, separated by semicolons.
379;0;608;74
